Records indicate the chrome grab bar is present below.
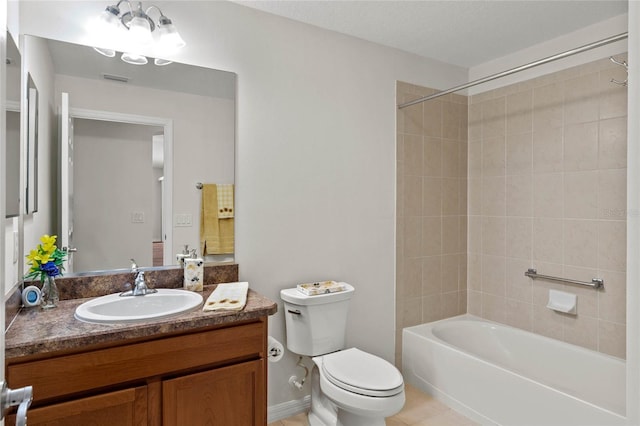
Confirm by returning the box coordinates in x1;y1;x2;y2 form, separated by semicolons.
524;268;604;289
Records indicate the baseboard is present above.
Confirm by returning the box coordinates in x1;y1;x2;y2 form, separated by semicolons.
267;395;311;423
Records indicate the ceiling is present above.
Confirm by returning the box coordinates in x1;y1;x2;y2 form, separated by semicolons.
234;0;628;68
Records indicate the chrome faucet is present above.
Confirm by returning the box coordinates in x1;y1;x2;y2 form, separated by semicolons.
120;259;158;297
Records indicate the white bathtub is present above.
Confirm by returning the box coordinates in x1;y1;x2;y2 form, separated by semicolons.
402;315;626;426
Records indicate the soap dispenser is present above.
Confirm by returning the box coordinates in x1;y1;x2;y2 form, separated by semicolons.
183;249;204;292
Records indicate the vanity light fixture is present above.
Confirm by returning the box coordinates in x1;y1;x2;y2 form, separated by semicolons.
92;0;185;66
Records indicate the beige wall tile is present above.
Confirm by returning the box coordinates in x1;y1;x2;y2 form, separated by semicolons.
442;216;460;254
422;294;443;323
532;304;564;340
468;178;482;216
424;136;443;177
562;266;598;317
404;133;425;176
564;171;598;219
598;169;627;220
598;221;626;272
563;315;598;351
506;132;533;175
468;290;482;316
563;73;600;124
482;293;506;323
533;173;563;218
468;254;482;291
506;174;533;217
481;254;506;296
506;258;533;302
403;103;424;136
506;90;533;135
441;291;460;318
404;215;422;258
400;297;422;328
505;299;533;331
599;72;627;120
598;320;626;359
564;122;598;171
532;218;563;263
459;178;468;217
404;175;423;216
482;136;506;176
506;217;532;260
442;139;461;177
481;176;506;216
423;216;443;256
468;103;482;141
442;178;460;215
599;270;626;324
468;216;482;254
532;127;563;173
442;254;460;293
482;217;506;256
423;177;442;217
533;82;564;130
422;255;442;296
563;220;598;268
599;117;627;170
468;140;482;178
481;97;506;139
404;257;423;299
424;99;443;137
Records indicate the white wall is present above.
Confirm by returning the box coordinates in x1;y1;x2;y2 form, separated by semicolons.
19;0;467;408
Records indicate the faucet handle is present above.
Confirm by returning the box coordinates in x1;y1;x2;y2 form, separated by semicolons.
130;259;138;273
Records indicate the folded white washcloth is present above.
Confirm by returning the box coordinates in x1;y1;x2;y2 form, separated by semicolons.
203;282;249;311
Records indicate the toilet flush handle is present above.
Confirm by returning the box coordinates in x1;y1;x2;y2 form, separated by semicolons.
287;309;301;315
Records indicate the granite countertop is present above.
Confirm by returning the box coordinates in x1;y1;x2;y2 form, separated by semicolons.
6;284;277;360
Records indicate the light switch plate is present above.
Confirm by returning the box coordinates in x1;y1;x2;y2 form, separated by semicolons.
175;214;193;227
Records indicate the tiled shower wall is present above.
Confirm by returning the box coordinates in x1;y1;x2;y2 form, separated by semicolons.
396;82;468;366
396;54;628;364
467;55;628;358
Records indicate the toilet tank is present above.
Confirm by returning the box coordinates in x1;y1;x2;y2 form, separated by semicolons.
280;283;355;357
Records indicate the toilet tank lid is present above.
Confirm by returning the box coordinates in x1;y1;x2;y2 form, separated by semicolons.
280;282;355;305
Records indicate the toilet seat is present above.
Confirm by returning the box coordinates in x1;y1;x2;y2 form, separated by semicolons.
321;348;404;397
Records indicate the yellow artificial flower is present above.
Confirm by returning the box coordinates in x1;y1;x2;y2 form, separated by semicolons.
40;234;57;253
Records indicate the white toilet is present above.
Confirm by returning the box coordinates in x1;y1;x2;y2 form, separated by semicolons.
280;283;405;426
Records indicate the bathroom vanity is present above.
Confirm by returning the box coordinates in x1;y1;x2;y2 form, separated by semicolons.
5;283;277;425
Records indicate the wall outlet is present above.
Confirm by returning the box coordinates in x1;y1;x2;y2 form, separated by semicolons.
131;212;145;223
175;214;193;227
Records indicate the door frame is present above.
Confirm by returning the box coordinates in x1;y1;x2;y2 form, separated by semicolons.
67;107;174;267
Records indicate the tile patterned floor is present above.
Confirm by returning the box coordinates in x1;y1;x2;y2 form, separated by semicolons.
268;384;478;426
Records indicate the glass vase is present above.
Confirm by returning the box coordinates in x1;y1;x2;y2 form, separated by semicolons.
41;275;59;309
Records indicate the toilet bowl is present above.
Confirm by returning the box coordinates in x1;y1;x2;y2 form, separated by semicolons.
310;348;405;426
280;283;405;425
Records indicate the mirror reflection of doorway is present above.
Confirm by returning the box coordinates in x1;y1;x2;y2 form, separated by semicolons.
71;118;164;272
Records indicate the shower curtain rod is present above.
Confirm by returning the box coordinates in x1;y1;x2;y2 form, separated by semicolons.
398;32;628;109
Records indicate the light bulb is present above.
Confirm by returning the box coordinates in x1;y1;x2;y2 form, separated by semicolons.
157;16;186;53
128;15;153;46
121;52;148;65
154;58;173;66
93;47;116;57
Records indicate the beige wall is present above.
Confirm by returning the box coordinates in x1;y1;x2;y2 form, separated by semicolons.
467;55;628;358
396;82;469;366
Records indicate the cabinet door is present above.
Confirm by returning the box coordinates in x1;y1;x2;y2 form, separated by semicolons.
163;359;265;426
7;386;147;426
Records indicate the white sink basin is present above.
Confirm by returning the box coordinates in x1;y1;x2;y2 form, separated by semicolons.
74;289;203;324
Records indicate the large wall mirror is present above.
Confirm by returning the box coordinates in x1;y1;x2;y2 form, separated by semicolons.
24;35;236;275
5;31;21;218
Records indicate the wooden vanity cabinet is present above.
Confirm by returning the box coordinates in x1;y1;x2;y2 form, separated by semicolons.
6;318;268;426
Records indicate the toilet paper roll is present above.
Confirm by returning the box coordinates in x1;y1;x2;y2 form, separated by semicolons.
268;336;284;363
